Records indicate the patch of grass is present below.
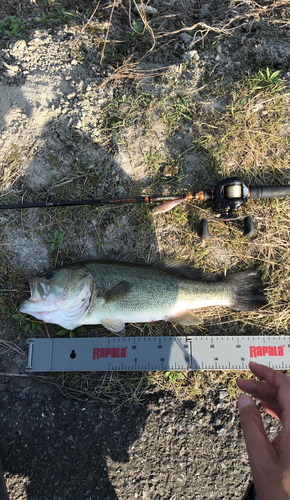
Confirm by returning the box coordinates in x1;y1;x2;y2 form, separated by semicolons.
57;370;150;406
35;8;75;27
220;80;289;183
161;95;196;131
12;312;43;333
0;16;26;37
98;86;156;140
245;68;283;96
1;145;24;191
0;256;27;322
142;147;165;174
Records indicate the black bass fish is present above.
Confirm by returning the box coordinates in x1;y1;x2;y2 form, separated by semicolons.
19;261;267;332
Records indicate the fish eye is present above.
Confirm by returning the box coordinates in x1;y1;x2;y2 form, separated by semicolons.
45;271;54;280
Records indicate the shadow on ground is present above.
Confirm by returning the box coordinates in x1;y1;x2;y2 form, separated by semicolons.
0;378;150;500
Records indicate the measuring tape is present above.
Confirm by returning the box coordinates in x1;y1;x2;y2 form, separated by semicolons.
26;335;290;372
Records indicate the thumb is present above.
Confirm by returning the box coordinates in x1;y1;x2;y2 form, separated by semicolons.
238;394;271;461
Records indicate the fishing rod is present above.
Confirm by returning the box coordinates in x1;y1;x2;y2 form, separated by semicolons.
1;177;290;238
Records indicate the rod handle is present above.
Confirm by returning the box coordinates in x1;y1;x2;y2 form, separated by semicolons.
249;185;290;200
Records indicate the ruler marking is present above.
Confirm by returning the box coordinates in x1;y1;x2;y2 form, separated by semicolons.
26;336;290;372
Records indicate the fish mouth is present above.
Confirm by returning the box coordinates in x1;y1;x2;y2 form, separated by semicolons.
29;280;50;302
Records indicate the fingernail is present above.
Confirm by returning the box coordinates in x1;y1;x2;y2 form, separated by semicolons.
238;394;254;411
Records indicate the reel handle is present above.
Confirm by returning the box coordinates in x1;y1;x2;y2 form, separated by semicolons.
249;185;290;200
243;216;255;236
200;215;255;239
200;219;212;239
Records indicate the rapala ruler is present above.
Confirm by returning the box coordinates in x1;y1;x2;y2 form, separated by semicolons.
26;336;290;372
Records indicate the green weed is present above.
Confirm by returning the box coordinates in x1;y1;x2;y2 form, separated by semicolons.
164;371;186;383
161;95;194;131
48;228;65;252
0;16;26;37
96;238;105;253
35;9;75;27
12;312;43;333
57;326;87;338
246;68;282;94
142;147;165;174
131;21;145;36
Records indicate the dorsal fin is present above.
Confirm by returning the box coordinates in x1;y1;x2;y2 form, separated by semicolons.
153;260;203;279
96;253;203;280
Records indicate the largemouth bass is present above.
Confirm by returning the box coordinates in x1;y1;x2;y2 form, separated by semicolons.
19;261;267;332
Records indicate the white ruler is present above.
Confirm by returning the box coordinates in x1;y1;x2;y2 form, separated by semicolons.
26;336;290;372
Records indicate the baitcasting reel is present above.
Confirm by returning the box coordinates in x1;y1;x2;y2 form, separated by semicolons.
198;176;290;239
199;177;254;239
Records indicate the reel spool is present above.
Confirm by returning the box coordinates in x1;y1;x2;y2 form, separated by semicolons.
224;184;243;199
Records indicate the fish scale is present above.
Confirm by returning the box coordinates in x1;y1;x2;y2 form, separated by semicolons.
19;261;267;332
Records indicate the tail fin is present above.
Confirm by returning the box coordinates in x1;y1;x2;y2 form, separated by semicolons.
224;270;267;311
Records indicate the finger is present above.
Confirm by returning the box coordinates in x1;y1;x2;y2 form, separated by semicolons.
260;401;282;421
249;363;290;420
237;379;281;412
237;378;277;400
249;362;287;390
238;394;271;462
247;365;290;434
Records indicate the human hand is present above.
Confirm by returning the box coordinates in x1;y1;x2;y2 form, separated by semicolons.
237;361;290;500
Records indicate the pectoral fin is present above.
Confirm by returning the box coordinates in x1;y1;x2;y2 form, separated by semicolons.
166;310;203;326
101;318;126;333
102;281;132;303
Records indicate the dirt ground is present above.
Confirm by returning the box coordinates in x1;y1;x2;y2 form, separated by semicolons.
0;374;281;500
0;0;289;499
